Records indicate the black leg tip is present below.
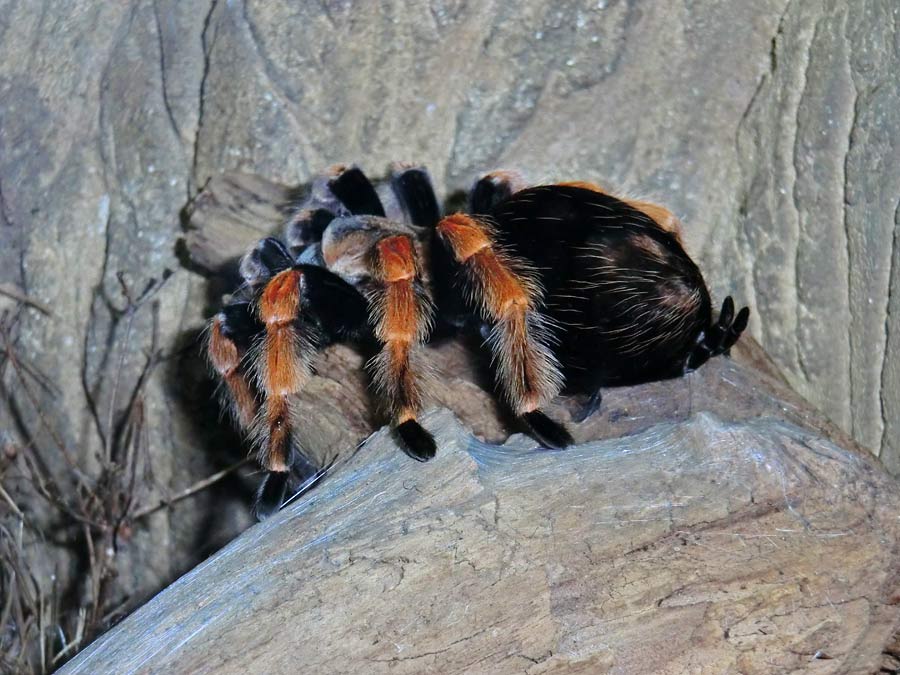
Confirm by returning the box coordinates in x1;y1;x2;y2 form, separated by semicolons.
522;410;574;449
395;420;437;461
733;306;750;334
719;296;735;326
257;237;295;272
252;471;290;521
328;167;386;217
573;389;604;424
391;166;441;228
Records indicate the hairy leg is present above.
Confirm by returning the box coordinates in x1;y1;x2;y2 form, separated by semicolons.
207;301;260;430
368;234;437;460
286;165;387;252
436;213;572;448
327;165;386;217
209;236;294;436
390;165;441;228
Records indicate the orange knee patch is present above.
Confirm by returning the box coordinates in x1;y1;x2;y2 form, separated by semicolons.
260;269;302;324
376;236;416;283
208;317;240;376
437;214;491;262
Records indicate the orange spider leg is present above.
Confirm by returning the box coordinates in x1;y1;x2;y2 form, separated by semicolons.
558;181;685;244
370;235;436;459
257;268;310;472
208;315;258;429
436;214;564;420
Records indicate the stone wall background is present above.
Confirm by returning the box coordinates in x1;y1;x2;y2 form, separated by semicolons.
0;0;898;666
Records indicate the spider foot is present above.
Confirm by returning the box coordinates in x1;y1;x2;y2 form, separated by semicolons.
573;389;603;424
253;470;290;521
396;420;437;462
522;410;574;449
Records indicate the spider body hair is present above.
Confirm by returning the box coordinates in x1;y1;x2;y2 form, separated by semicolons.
207;165;749;517
485;184;713;388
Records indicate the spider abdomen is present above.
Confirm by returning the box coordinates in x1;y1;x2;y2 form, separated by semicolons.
565;228;711;385
490;185;712;387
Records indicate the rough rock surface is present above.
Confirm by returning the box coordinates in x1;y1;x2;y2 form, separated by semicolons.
0;0;898;667
59;355;900;674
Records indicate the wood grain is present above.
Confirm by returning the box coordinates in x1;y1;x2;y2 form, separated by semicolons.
58;172;900;674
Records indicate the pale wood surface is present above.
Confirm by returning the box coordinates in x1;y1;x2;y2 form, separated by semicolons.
58;173;900;674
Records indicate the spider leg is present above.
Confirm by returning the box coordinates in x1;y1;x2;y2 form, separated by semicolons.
557;181;685;245
469;170;527;214
368;234;436;460
252;263;368;519
207;301;261;430
255;268;311;475
286;165;386;252
209;237;293;431
327;166;386;217
435;213;571;448
211;239;304;520
239;236;295;286
573;388;603;424
285;207;335;254
390;165;441;227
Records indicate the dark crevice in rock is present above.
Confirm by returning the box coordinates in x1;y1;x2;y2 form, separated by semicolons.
842;47;861;441
152;0;183;144
191;0;220;197
879;199;900;457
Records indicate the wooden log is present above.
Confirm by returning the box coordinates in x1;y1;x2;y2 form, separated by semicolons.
60;173;900;674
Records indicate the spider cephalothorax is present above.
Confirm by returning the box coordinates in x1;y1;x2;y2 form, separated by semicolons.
207;164;749;517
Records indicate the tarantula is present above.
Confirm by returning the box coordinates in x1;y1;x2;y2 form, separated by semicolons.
207;164;749;517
